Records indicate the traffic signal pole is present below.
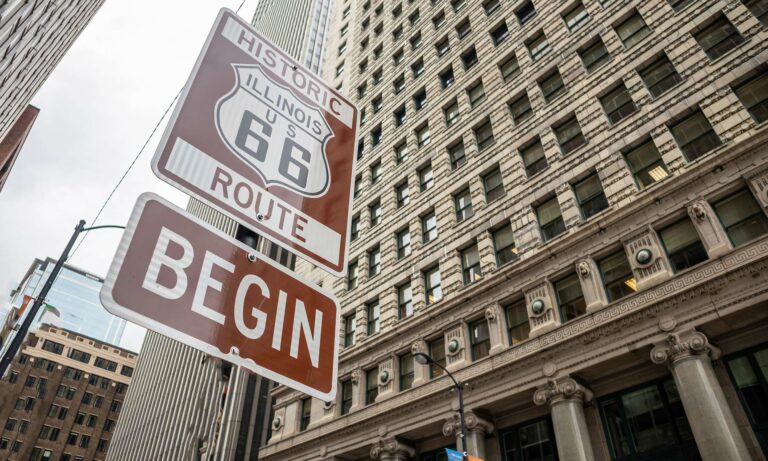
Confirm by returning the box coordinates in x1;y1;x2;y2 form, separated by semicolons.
0;220;124;378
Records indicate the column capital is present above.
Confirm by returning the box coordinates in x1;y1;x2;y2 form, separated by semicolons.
650;330;721;367
369;437;415;460
533;377;593;407
442;411;494;436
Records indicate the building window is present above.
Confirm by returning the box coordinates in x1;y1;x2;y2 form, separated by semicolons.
624;139;669;189
357;140;364;160
521;139;548;177
399;353;414;391
668;0;694;11
452;0;466;12
599;251;637;302
483;0;501;14
526;31;550;61
424;266;442;304
369;200;381;226
461;244;482;285
659;217;708;272
638;54;683;98
712;189;768;247
409;8;420;25
539;69;566;103
439;66;455;89
615;11;651;49
455;188;474;222
537;197;566;242
733;71;768;123
505;299;530;345
67;432;78;445
499;53;521;82
42;340;64;354
411;59;425;78
340;380;353;415
509;92;533;124
393;48;404;65
563;2;589;31
368;247;381;277
97;439;109;453
365;368;378;405
396;228;412;258
493;224;518;266
500;418;557;461
474;119;495;150
456;18;471;39
449;141;467;169
467;81;486;108
428;337;446;378
433;11;446;29
436;36;450;57
410;33;422;51
370;162;382;185
469;318;491;360
555;273;586;322
419;164;434;191
398;283;413;319
579;37;611;73
669;110;721;161
5;419;16;431
422;210;438;243
394;106;406;127
491;21;509;45
359;59;369;74
693;14;745;60
599;379;698;460
335;62;345;77
347;261;358;290
392;25;403;41
68;349;91;364
444;100;460;127
396;182;410;208
461;47;478;70
742;0;768;26
574;173;609;219
394;75;405;94
351;215;360;241
371;125;382;146
366;300;380;335
416;124;431;148
555;114;586;154
725;345;768;455
395;142;409;164
482;168;505;203
343;314;356;347
515;0;537;25
601;83;637;124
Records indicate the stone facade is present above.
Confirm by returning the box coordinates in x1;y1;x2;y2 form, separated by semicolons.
262;0;768;460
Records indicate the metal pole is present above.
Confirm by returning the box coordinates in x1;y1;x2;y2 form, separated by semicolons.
0;219;86;378
457;382;468;461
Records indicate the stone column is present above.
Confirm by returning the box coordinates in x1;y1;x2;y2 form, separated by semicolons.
442;411;494;459
650;330;751;461
533;377;595;461
370;437;415;461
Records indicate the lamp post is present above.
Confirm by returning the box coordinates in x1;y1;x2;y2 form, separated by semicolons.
414;351;468;461
0;220;125;378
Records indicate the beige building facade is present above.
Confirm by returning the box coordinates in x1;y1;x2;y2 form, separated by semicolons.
260;0;768;460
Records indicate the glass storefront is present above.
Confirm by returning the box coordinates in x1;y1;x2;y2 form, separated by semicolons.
500;417;557;461
725;344;768;456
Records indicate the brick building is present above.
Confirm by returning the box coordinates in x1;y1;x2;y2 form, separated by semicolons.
259;0;768;461
0;324;137;461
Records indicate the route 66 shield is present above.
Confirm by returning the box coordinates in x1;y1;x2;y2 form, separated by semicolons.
215;64;333;197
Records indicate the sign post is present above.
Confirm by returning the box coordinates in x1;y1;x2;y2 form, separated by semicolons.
100;193;340;400
151;8;359;276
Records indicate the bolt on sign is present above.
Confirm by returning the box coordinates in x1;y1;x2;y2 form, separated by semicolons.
100;193;340;400
152;8;359;276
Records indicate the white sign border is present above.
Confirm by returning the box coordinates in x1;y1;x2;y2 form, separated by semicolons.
100;192;340;401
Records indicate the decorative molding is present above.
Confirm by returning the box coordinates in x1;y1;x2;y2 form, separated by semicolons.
410;341;424;355
351;369;362;385
442;411;494;436
369;437;415;459
650;330;721;366
533;377;593;407
577;260;591;278
688;201;707;222
484;303;499;322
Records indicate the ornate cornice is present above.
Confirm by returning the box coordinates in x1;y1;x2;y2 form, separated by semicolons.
369;437;415;459
442;411;494;437
533;377;593;407
650;330;721;367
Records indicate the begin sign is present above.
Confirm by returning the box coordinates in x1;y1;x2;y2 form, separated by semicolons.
100;193;340;400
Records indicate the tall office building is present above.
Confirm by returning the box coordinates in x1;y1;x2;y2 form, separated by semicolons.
2;258;127;350
0;0;105;146
0;105;39;194
259;1;768;461
0;324;137;461
106;3;334;457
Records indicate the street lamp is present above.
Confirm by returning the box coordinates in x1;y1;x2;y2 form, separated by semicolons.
414;352;468;461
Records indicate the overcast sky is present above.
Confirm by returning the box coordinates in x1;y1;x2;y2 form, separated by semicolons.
0;0;259;351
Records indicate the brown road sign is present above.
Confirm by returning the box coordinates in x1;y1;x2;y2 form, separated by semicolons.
151;8;359;276
100;193;340;400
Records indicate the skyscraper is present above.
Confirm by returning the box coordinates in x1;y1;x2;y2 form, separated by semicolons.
0;105;39;194
0;0;105;146
258;1;768;461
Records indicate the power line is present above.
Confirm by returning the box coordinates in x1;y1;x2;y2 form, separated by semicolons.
70;0;252;261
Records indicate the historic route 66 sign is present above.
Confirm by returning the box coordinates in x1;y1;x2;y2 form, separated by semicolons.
151;9;359;275
216;64;332;197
